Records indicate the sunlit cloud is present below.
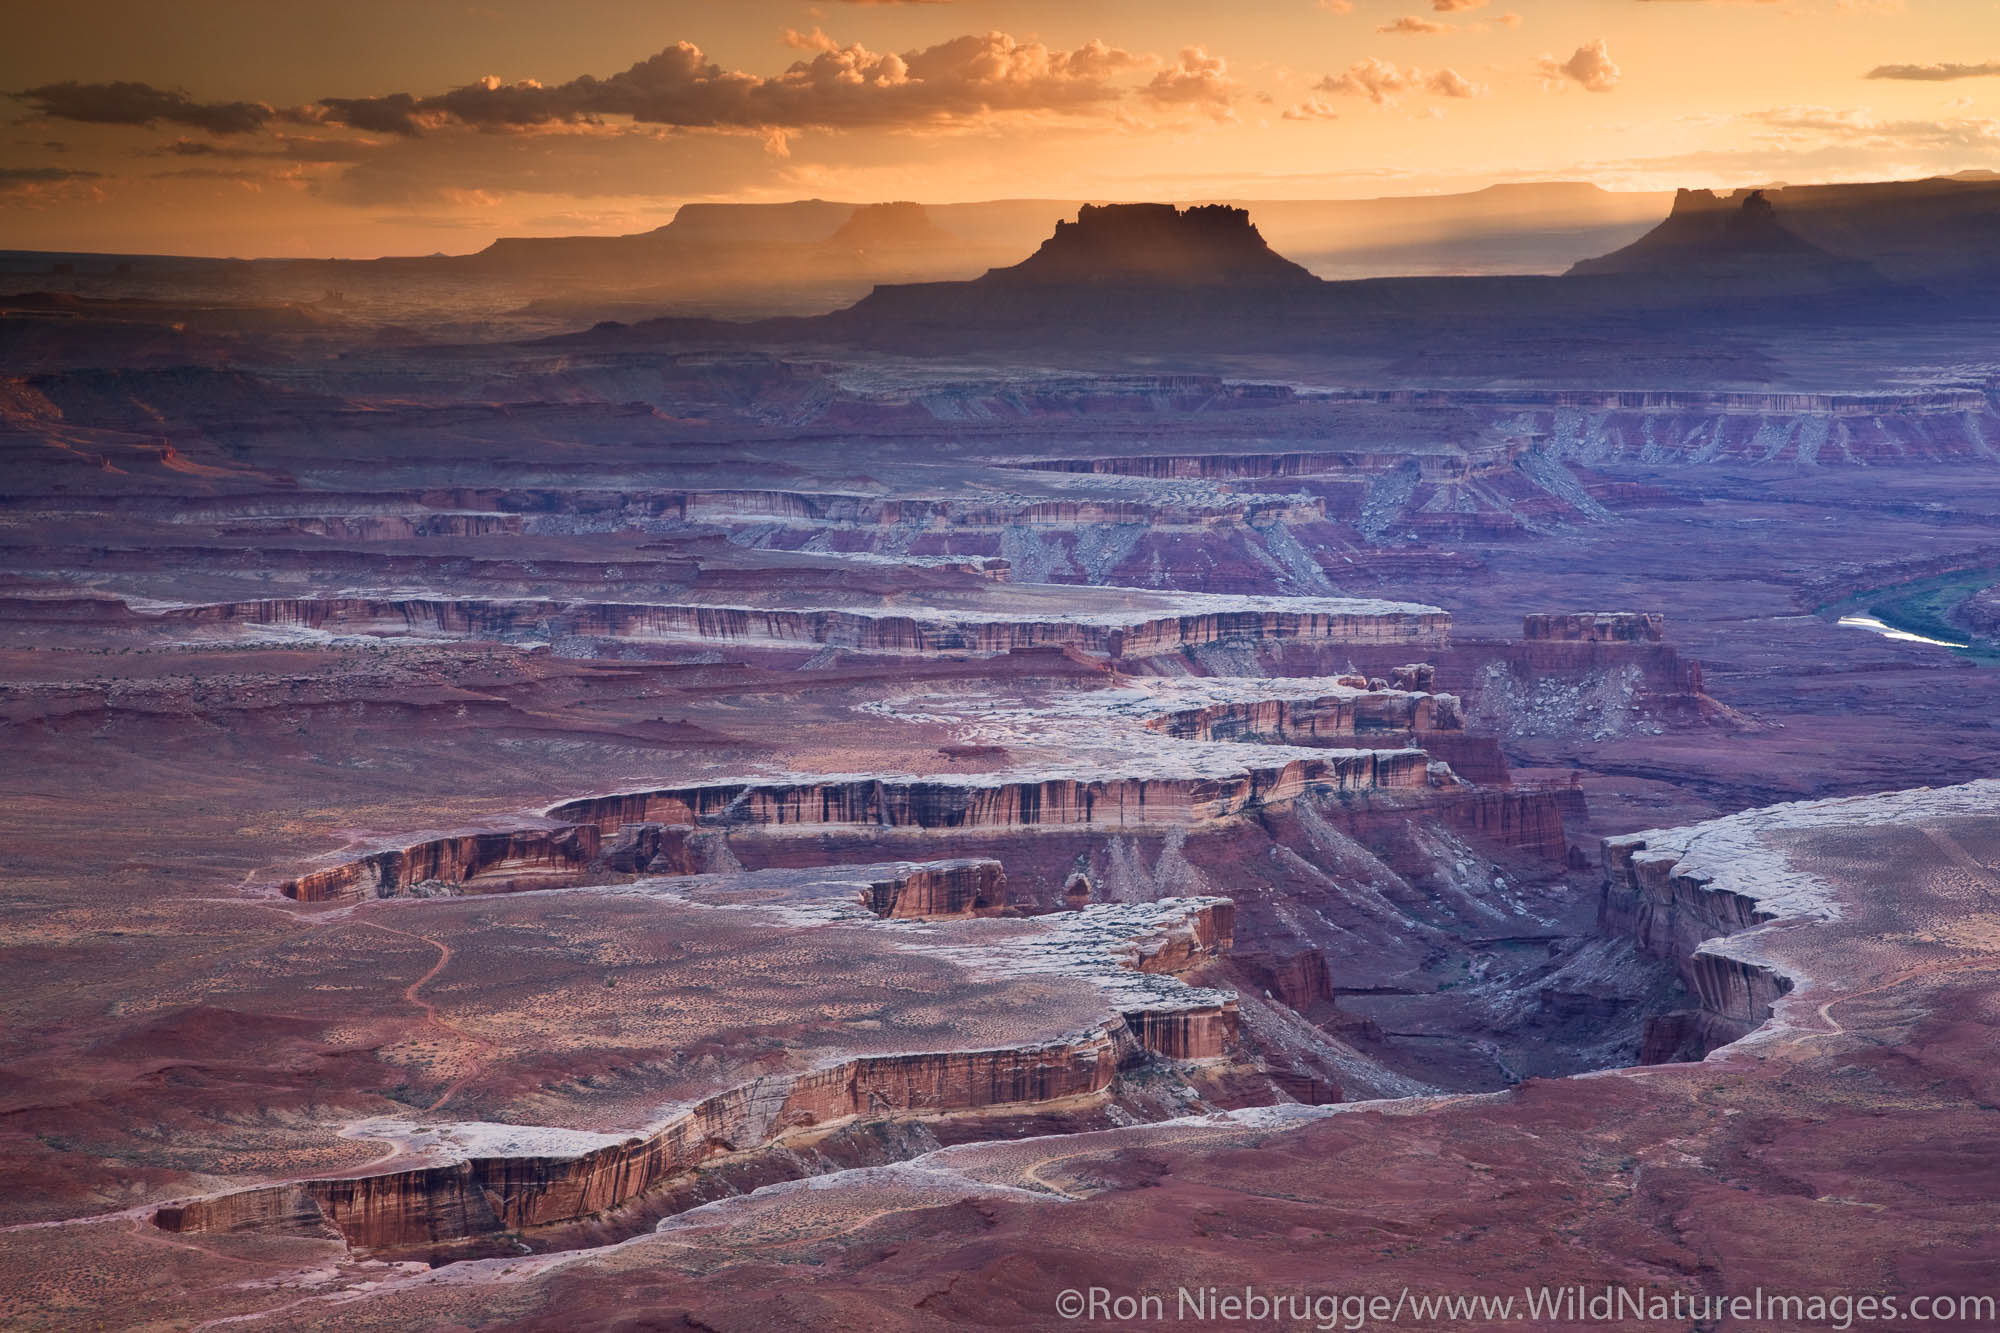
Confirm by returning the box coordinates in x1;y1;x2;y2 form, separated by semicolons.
1539;40;1622;93
1866;61;2000;82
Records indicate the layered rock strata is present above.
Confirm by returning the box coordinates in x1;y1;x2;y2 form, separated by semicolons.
153;896;1238;1252
281;825;602;903
140;591;1449;657
544;752;1428;834
1522;612;1666;644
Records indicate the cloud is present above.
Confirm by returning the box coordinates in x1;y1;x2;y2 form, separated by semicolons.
1747;105;2000;150
1538;39;1621;92
1427;68;1487;98
314;33;1149;136
1497;12;1524;27
1311;57;1485;105
13;81;278;135
0;165;101;190
1282;96;1342;121
144;136;376;163
1433;0;1487;9
1379;16;1453;34
1866;61;2000;82
1143;46;1238;117
1318;0;1356;10
1316;58;1421;104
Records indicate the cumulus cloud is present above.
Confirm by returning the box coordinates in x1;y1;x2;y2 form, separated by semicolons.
1866;61;2000;81
1316;58;1422;104
1428;68;1487;98
1282;96;1342;121
313;33;1150;136
1379;16;1453;34
1309;57;1485;106
12;80;280;135
1433;0;1487;9
1538;39;1621;92
1143;47;1238;117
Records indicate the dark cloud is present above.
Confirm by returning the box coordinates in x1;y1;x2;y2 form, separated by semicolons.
13;80;276;135
146;136;374;163
1866;61;2000;81
315;34;1146;137
0;165;101;190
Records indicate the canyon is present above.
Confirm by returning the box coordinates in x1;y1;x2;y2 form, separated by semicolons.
5;191;2000;1331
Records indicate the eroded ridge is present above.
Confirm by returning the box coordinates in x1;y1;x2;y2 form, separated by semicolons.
151;893;1237;1256
1601;779;2000;1061
133;589;1450;658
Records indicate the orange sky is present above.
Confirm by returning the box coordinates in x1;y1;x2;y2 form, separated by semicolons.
3;0;1996;257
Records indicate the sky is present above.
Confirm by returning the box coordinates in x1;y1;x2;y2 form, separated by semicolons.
2;0;1997;257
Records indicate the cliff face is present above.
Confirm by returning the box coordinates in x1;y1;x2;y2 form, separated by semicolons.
155;896;1240;1254
282;825;601;903
1522;612;1665;644
864;859;1007;918
543;753;1430;835
1146;689;1462;746
149;595;1449;658
158;1029;1135;1251
1598;834;1792;1058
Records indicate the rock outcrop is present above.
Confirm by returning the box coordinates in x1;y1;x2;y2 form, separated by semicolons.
154;897;1239;1253
863;859;1007;917
544;752;1429;834
144;592;1449;658
1522;612;1665;644
986;204;1319;288
281;826;602;903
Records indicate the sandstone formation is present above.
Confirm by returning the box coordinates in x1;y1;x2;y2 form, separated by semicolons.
141;592;1449;658
153;896;1239;1254
281;825;602;903
543;752;1429;835
863;859;1007;917
1521;612;1666;644
985;204;1319;288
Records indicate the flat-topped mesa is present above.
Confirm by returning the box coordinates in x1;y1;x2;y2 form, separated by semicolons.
864;859;1007;918
153;896;1238;1255
986;203;1319;288
674;488;1324;530
544;753;1431;835
1146;686;1463;746
1005;444;1521;482
145;593;1448;657
1522;612;1666;644
281;825;605;903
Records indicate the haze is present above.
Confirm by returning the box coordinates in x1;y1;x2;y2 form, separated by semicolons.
4;0;1997;257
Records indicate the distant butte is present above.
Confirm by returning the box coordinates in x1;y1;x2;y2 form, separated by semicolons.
981;203;1320;287
1567;187;1888;287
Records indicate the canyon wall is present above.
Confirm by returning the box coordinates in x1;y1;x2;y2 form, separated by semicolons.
1598;834;1792;1058
864;859;1008;917
544;753;1430;835
147;596;1448;657
281;826;601;903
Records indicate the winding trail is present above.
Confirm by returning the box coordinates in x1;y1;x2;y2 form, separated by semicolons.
348;917;497;1112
